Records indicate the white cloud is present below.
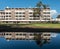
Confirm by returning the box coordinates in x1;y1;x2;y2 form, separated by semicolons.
51;33;57;37
50;10;58;18
50;10;58;16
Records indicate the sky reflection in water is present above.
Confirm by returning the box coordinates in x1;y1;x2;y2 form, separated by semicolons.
0;32;60;49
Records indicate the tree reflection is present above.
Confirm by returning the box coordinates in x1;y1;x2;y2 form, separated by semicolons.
34;33;51;47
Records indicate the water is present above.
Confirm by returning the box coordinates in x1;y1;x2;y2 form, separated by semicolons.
0;32;60;49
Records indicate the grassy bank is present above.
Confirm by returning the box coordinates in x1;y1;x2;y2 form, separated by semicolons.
0;23;60;28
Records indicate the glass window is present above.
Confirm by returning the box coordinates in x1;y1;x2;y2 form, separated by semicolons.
16;16;18;17
19;12;21;14
23;16;25;17
19;16;22;17
9;16;11;17
6;16;8;17
9;12;11;14
6;12;8;14
29;12;33;14
29;16;33;17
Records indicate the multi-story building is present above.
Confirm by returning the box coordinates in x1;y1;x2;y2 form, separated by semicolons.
0;32;51;41
0;7;51;24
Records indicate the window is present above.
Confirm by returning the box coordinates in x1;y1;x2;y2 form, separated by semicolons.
6;16;8;17
16;34;22;35
23;16;25;17
16;12;18;14
16;16;18;17
23;34;26;35
16;34;19;35
29;16;33;17
6;12;8;14
19;12;21;14
44;16;50;17
9;16;11;17
0;12;5;14
9;12;11;14
43;12;50;14
19;16;22;17
44;34;50;36
30;34;33;36
29;12;33;14
6;34;8;35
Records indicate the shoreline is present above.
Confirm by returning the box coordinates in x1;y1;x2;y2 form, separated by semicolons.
0;26;60;32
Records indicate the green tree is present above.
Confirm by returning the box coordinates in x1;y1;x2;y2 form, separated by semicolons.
33;1;47;21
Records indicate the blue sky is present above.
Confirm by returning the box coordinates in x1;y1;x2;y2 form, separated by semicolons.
0;0;60;18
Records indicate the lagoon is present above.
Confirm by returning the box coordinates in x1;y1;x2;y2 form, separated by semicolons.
0;32;60;49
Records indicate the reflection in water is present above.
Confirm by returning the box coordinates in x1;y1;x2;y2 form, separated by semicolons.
0;32;57;47
34;33;51;46
51;33;57;37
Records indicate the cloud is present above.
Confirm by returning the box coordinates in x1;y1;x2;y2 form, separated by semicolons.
51;33;57;37
50;10;58;16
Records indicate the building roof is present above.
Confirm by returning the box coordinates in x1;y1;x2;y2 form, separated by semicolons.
5;7;50;10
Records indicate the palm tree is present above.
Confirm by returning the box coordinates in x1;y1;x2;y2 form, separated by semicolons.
33;1;47;21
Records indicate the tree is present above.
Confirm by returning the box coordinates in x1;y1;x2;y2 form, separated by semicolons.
33;1;47;21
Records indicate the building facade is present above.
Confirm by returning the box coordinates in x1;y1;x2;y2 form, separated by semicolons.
0;32;51;41
0;7;51;24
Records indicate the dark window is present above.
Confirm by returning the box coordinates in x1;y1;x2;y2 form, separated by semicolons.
30;16;33;17
23;34;26;35
6;34;8;35
9;16;11;17
6;12;8;14
0;12;5;14
9;12;11;14
44;34;50;36
19;12;21;14
23;16;25;17
30;34;33;36
19;16;22;17
9;34;11;35
16;16;18;17
19;34;22;35
16;34;19;35
29;12;33;14
6;16;8;17
16;12;18;14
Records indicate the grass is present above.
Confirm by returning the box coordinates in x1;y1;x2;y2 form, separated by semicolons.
30;23;60;28
0;23;60;28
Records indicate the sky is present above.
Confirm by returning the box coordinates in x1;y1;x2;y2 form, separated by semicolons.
0;0;60;18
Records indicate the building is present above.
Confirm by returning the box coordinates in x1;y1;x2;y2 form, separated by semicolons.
0;7;51;24
0;32;51;41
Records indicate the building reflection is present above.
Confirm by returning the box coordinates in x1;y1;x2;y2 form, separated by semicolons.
34;33;51;46
0;32;52;46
